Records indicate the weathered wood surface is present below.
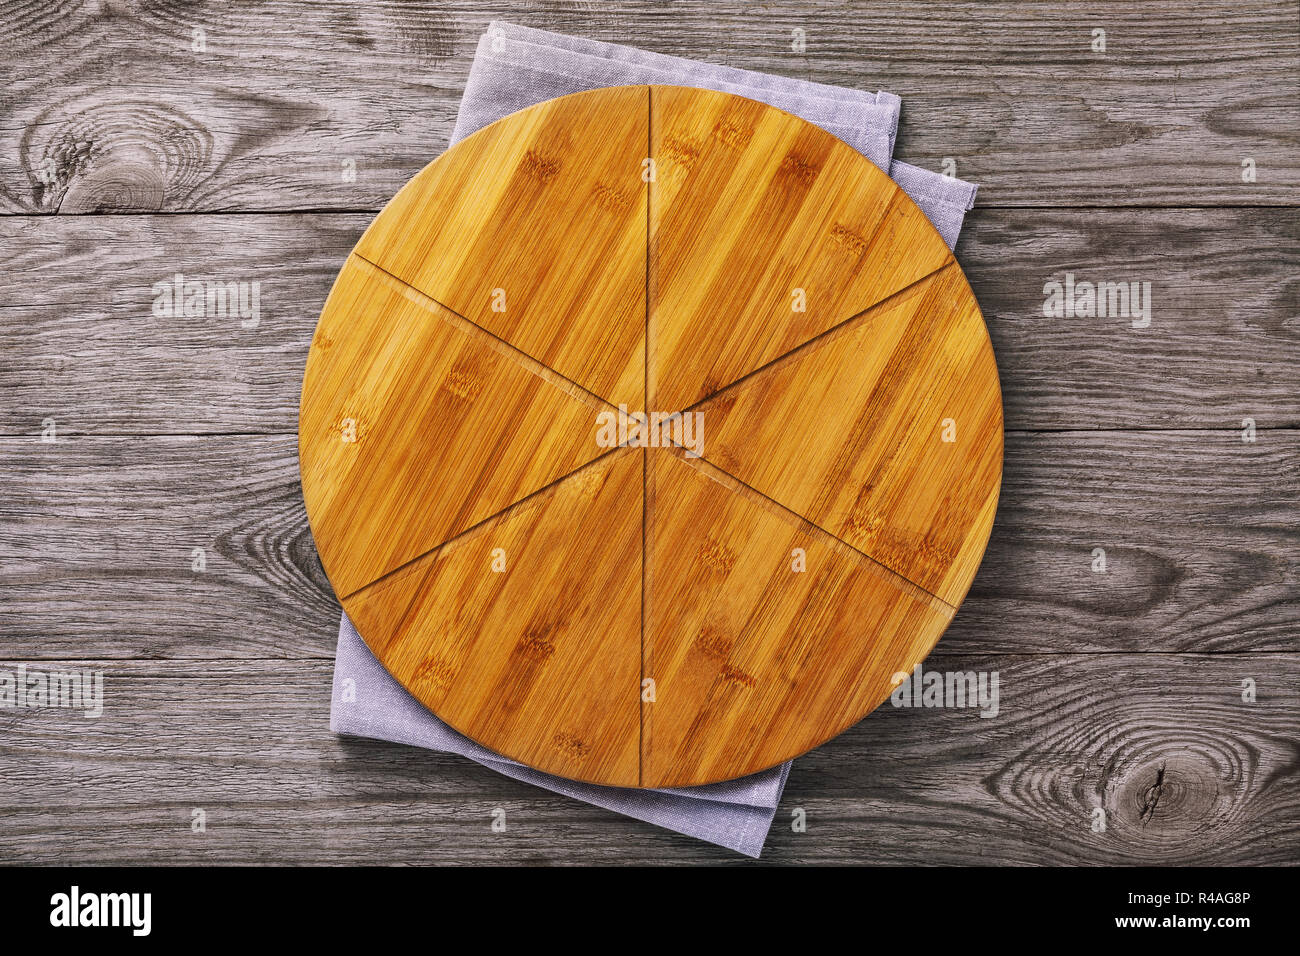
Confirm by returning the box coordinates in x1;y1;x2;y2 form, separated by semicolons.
0;656;1294;865
1;0;1296;863
1;207;1295;435
0;1;1296;211
2;431;1294;660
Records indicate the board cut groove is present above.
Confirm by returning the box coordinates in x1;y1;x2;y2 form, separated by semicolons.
300;85;1004;787
353;83;648;408
649;85;955;413
678;261;960;414
300;253;621;597
665;449;958;616
343;447;643;785
643;447;955;786
352;252;625;414
693;263;1003;607
340;447;630;603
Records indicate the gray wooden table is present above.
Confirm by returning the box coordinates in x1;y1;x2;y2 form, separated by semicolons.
1;1;1296;865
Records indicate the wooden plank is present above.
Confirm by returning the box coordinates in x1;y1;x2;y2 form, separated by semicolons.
1;431;1293;660
962;428;1300;654
1;2;1295;211
0;1;474;215
0;654;1293;864
0;212;364;436
958;206;1300;430
1;207;1292;437
0;434;342;659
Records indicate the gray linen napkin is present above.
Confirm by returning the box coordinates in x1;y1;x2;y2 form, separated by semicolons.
329;20;979;858
454;22;976;246
333;617;790;856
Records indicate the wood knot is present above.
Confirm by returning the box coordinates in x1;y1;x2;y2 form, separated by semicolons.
591;181;632;213
411;656;455;692
574;466;609;500
694;625;734;659
662;134;703;169
842;502;884;540
1139;763;1166;824
719;664;756;689
828;223;869;258
442;365;483;401
553;732;590;759
778;152;819;186
711;117;754;150
517;623;556;662
696;538;737;573
1113;755;1219;834
519;148;561;184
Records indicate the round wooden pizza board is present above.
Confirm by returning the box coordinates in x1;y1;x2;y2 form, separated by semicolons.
299;85;1003;788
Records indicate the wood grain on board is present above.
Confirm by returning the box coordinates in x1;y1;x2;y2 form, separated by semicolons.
353;85;648;407
695;264;1003;606
343;449;643;787
643;450;954;786
299;86;1001;786
650;84;953;412
300;253;612;597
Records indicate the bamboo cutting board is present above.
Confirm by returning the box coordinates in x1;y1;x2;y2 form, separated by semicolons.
299;86;1003;788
